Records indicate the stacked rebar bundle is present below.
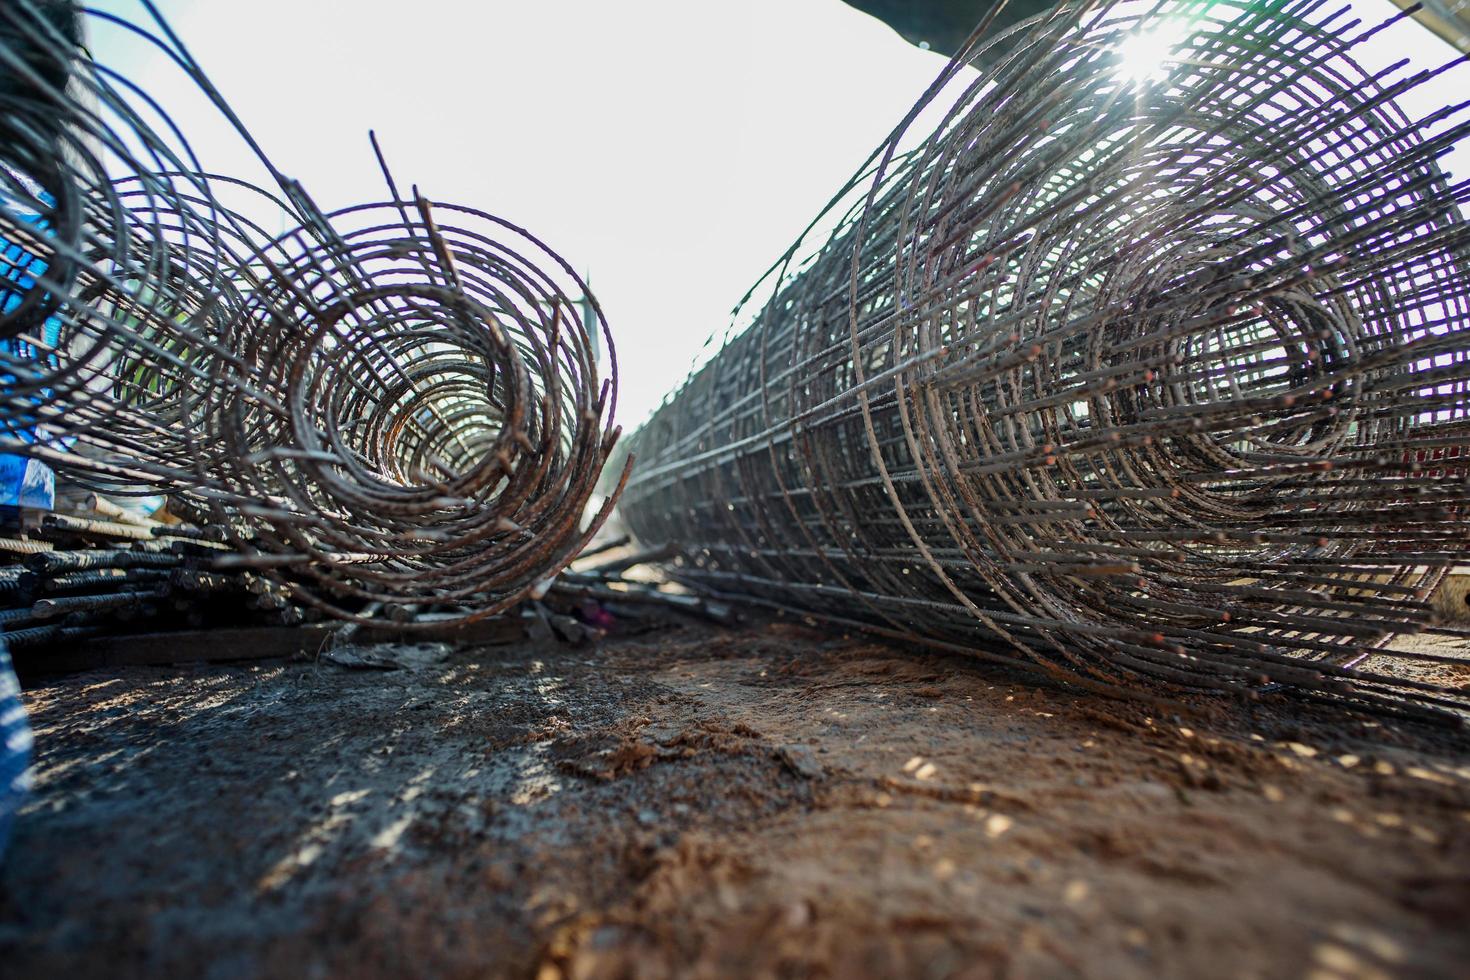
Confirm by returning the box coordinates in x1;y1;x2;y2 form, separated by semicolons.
622;0;1470;720
0;495;306;649
0;0;624;627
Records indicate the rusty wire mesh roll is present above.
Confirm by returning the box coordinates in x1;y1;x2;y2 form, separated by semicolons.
623;0;1470;720
1;2;262;444
1;0;625;624
192;199;623;619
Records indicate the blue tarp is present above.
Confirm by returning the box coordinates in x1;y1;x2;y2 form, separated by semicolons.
0;454;55;510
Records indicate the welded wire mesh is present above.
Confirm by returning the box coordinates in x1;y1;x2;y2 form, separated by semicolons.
622;0;1470;720
0;0;625;624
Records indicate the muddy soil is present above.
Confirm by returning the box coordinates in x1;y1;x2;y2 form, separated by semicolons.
1;618;1467;979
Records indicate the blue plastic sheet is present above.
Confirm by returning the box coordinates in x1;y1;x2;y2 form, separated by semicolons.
0;454;54;509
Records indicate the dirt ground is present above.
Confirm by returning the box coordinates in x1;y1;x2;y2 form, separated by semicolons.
1;616;1467;979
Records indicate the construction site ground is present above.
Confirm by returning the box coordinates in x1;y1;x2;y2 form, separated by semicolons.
1;616;1467;979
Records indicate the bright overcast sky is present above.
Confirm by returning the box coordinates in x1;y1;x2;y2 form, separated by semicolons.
87;0;1467;427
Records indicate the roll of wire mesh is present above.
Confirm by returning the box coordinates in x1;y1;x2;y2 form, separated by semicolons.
197;196;623;620
0;0;625;624
622;0;1470;720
